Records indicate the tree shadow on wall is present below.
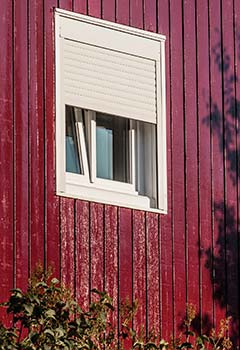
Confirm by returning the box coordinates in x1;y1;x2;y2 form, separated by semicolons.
202;28;239;346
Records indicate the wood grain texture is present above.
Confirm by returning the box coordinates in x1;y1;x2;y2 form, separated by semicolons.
102;0;115;21
169;0;186;335
76;200;90;308
158;0;173;339
45;0;60;277
29;0;45;270
130;0;143;29
105;205;118;333
119;207;132;349
116;0;129;24
60;198;75;290
14;0;29;289
183;0;199;315
209;0;226;326
196;0;214;332
146;213;160;335
133;211;146;335
0;0;13;322
73;0;87;14
90;203;104;295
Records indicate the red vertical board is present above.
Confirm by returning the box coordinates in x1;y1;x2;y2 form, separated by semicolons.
90;203;104;295
143;0;156;32
102;0;115;21
29;0;45;270
60;198;75;290
14;0;29;290
133;211;146;335
116;0;129;24
105;205;118;332
45;1;60;276
119;207;132;349
222;0;238;342
76;200;90;308
183;0;199;313
170;0;186;335
130;0;143;29
88;0;101;18
158;0;173;339
59;0;73;10
209;0;226;326
146;213;160;336
196;0;214;331
58;0;75;291
0;0;13;317
73;0;87;14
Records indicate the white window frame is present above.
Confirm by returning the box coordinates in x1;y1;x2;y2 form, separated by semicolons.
55;9;167;214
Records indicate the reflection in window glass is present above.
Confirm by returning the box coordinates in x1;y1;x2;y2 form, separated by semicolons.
96;113;130;182
66;106;81;174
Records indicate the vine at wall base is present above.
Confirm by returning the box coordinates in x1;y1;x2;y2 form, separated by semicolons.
0;267;232;350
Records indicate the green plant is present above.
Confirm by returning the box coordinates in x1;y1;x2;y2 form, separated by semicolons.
0;268;233;350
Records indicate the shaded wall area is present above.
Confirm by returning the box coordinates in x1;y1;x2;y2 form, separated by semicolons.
0;0;239;345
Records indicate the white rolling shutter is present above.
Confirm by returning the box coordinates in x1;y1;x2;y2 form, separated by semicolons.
57;13;163;124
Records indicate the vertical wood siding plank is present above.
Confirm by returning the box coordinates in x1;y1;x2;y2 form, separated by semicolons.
169;0;186;335
29;0;45;270
183;0;200;316
196;0;214;331
119;207;133;349
59;0;73;10
58;0;75;290
209;0;226;326
76;200;90;308
102;0;115;21
222;0;238;342
73;0;87;14
234;2;240;346
14;0;29;289
116;0;129;24
88;0;101;18
60;197;75;290
45;0;60;276
158;0;172;339
133;211;146;336
143;0;156;33
90;203;104;294
146;213;160;336
130;0;143;29
143;1;160;336
0;0;13;320
105;205;118;333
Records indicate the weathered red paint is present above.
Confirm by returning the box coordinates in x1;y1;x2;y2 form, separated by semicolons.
29;0;45;270
0;0;240;344
183;0;199;316
158;0;173;339
45;0;60;277
76;200;90;308
0;0;13;324
170;0;186;335
209;0;226;326
14;0;29;289
197;0;214;331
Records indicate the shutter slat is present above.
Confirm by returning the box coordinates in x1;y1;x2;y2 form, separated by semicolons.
62;37;157;123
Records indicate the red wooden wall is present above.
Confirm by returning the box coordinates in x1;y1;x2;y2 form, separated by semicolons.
0;0;239;344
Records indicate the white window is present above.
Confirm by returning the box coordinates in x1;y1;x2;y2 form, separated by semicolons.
55;9;167;213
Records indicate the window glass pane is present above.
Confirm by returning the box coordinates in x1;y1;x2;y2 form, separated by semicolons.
66;106;81;174
96;113;130;182
136;121;157;208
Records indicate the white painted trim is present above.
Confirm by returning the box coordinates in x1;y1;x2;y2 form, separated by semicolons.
55;8;166;42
